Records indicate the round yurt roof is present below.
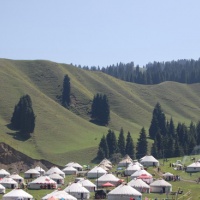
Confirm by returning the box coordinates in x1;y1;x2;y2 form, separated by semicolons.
42;190;77;200
64;183;89;193
97;164;109;171
0;178;18;184
108;184;142;196
128;179;150;188
30;176;56;184
140;155;159;163
9;173;24;180
35;166;45;172
25;168;40;174
49;173;64;179
150;179;172;187
78;179;96;187
131;169;152;178
3;189;33;199
97;173;119;182
162;172;174;177
88;166;107;173
0;184;5;189
46;166;65;175
100;158;112;165
187;162;200;167
65;162;83;169
118;155;133;164
0;169;10;176
62;166;77;172
126;164;141;171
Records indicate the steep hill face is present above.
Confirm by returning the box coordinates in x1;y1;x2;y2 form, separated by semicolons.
0;59;200;165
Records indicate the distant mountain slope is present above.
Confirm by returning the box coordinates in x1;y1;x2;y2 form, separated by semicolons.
0;59;200;165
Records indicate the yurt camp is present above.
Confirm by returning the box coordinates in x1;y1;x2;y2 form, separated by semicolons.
0;178;18;189
34;166;46;175
2;189;33;200
140;155;159;167
48;173;64;185
128;178;150;193
28;176;57;190
65;162;83;171
0;169;10;178
87;166;107;179
0;184;6;194
42;190;77;200
150;179;172;193
64;182;90;199
118;155;133;167
125;164;142;176
24;169;40;179
9;173;24;184
62;166;78;175
45;166;65;178
78;179;96;192
186;162;200;172
107;183;142;200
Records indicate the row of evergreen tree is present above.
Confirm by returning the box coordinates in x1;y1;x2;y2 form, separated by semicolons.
97;128;148;161
149;103;200;159
79;58;200;84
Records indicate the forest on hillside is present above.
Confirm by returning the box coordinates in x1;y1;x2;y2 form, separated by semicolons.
79;58;200;84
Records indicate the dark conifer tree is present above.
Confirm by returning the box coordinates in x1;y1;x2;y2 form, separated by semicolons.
165;136;174;158
11;94;35;138
168;117;176;137
174;138;183;157
62;74;71;107
136;127;148;159
125;132;135;159
97;135;109;160
118;128;126;156
106;130;118;157
151;139;158;158
196;121;200;145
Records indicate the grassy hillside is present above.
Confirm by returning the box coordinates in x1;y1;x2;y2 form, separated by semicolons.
0;59;200;165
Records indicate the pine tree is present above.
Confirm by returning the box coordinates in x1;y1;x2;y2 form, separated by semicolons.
118;128;126;156
62;74;71;107
151;139;158;158
97;135;109;160
106;130;118;157
136;127;148;159
125;132;135;159
196;121;200;145
11;94;36;138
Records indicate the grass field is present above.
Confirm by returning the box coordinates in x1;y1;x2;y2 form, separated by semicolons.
1;59;200;165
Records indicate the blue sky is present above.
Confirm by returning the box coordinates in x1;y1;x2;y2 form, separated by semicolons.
1;1;200;67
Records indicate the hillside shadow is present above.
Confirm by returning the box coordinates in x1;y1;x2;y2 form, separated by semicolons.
6;124;30;141
90;119;107;127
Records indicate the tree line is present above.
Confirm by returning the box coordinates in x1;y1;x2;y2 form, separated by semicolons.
79;58;200;85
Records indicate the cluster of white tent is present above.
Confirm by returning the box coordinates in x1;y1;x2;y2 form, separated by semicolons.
0;155;176;200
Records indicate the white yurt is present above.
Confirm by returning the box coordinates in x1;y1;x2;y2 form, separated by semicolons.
42;190;77;200
62;166;78;175
118;155;133;167
28;176;57;190
46;166;65;178
99;159;112;170
0;169;10;178
3;189;33;200
0;178;18;189
100;158;112;165
162;172;174;181
96;173;120;187
78;179;96;192
48;173;64;185
34;166;46;175
87;166;107;179
186;162;200;172
150;179;172;193
125;164;142;176
107;183;142;200
0;184;6;194
131;169;152;179
140;155;159;167
24;169;40;179
9;173;24;183
128;178;150;193
65;162;83;171
64;182;90;199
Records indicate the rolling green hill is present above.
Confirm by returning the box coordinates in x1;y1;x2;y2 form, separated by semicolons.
0;59;200;165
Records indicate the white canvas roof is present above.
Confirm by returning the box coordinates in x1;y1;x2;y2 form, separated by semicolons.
46;167;65;176
126;164;141;171
9;173;24;180
35;166;45;172
128;179;150;188
150;179;172;187
140;155;159;163
118;155;133;165
49;173;64;180
131;169;152;178
3;189;33;199
24;169;40;174
62;166;77;172
0;178;18;184
0;184;5;189
97;173;119;182
162;172;174;177
64;183;90;194
0;169;10;176
30;176;56;184
42;190;77;200
187;162;200;168
65;162;83;169
100;158;112;165
88;166;107;173
108;184;142;196
78;179;96;187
